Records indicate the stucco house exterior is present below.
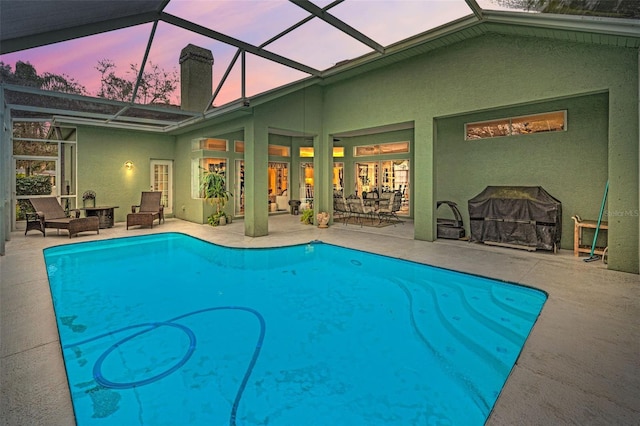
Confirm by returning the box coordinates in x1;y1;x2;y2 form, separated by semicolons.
1;7;639;273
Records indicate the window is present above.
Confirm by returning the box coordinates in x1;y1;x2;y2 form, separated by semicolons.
299;147;314;158
299;147;344;157
269;144;290;157
465;110;566;140
193;138;228;151
192;158;226;198
13;121;77;222
235;141;244;153
354;141;409;157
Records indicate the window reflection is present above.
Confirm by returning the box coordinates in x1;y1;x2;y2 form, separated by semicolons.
466;110;566;140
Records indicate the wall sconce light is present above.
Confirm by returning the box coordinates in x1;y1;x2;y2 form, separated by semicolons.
124;161;134;170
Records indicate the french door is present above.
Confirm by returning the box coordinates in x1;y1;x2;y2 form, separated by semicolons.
355;159;410;215
150;160;173;214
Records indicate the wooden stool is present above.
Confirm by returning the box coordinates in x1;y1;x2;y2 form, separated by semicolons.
572;215;608;257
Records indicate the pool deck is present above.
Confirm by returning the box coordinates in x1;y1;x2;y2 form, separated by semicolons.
1;215;638;425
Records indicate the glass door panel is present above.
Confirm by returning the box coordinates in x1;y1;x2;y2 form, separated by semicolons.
150;160;173;214
300;162;314;209
333;162;344;195
235;160;244;216
60;143;76;211
356;159;410;215
268;162;289;212
355;162;378;197
380;159;410;215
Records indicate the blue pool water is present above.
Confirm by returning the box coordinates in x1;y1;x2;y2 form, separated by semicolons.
44;233;546;425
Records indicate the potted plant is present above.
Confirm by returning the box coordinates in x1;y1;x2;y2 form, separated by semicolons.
300;208;314;225
200;168;232;226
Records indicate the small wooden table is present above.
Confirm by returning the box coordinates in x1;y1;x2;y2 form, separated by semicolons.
573;216;608;257
81;206;119;229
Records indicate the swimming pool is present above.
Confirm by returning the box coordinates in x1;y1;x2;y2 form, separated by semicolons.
44;232;546;425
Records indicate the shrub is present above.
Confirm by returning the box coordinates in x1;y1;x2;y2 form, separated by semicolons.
300;209;314;225
15;175;52;220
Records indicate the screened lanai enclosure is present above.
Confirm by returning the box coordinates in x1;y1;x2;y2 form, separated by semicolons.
1;1;639;273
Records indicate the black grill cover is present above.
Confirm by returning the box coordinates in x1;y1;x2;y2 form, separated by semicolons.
468;186;561;251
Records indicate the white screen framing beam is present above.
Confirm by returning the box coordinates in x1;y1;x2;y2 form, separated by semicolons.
159;12;321;77
289;0;384;53
464;0;484;20
108;20;160;123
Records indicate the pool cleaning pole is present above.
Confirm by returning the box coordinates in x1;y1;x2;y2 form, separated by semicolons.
584;180;608;263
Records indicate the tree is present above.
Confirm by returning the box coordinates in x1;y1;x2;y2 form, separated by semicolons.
489;0;639;18
95;59;133;101
0;60;87;94
96;59;178;105
0;61;86;143
1;58;178;105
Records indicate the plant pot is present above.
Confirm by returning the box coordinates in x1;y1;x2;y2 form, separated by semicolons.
219;215;226;225
317;211;330;228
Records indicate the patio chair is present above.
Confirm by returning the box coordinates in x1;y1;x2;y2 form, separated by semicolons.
127;191;165;229
377;191;403;225
27;197;99;238
347;197;375;226
333;195;351;224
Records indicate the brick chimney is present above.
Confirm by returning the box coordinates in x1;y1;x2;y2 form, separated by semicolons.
179;44;213;112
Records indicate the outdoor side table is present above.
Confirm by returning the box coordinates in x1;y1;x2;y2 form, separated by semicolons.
572;216;608;257
81;206;119;229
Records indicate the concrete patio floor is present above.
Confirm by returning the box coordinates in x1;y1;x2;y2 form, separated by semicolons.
1;215;638;425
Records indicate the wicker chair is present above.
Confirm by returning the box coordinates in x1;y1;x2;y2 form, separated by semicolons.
127;191;165;229
27;197;100;238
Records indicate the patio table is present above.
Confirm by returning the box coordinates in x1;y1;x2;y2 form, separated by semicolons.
80;206;119;229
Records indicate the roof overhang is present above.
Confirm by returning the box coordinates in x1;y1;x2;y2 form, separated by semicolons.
3;83;199;132
0;0;168;55
2;3;638;134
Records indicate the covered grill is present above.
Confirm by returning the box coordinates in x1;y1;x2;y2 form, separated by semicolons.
468;186;561;252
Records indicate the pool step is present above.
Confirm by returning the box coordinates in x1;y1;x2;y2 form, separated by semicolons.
394;276;543;412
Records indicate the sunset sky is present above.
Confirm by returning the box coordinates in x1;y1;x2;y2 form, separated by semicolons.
0;0;515;106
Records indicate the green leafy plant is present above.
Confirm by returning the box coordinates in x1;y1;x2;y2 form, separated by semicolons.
207;210;228;226
16;175;52;196
300;208;314;225
200;168;232;226
15;175;52;220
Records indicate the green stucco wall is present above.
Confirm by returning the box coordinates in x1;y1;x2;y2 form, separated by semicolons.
76;126;175;223
435;93;609;251
320;33;638;273
173;120;248;225
70;32;638;273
